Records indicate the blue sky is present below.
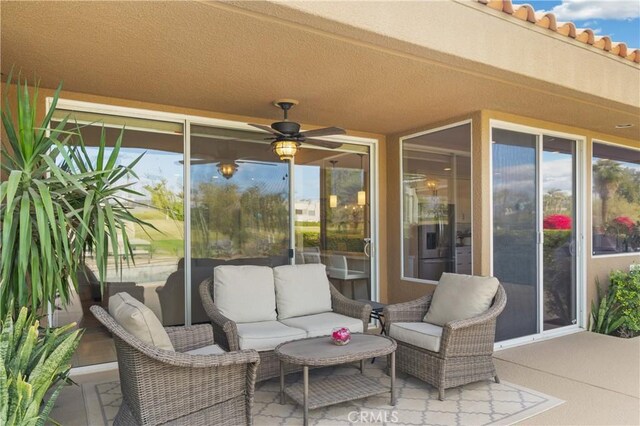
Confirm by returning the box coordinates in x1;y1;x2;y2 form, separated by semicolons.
522;0;640;47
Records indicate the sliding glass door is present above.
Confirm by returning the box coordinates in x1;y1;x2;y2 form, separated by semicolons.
492;126;579;342
293;145;372;300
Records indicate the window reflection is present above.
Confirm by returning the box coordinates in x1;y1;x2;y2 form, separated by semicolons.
402;123;472;282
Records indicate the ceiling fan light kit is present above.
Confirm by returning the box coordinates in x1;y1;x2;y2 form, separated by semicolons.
217;161;238;179
272;140;299;161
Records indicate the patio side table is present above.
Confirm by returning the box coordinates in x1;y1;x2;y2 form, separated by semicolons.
275;334;397;426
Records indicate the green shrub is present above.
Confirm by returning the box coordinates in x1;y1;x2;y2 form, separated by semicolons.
0;307;82;425
590;279;625;336
610;268;640;337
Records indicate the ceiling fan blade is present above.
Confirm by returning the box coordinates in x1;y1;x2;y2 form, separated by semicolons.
188;159;219;165
237;159;278;166
300;126;346;138
248;123;284;136
304;138;343;149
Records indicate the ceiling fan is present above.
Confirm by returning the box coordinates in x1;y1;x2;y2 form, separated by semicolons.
248;99;346;160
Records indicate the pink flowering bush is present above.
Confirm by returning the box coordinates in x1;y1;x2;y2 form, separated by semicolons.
543;214;572;230
612;216;635;234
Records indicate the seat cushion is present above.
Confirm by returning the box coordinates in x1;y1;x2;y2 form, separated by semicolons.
273;264;332;320
280;312;364;338
389;322;443;353
214;265;277;323
424;273;500;326
184;344;226;356
108;292;174;351
236;321;307;351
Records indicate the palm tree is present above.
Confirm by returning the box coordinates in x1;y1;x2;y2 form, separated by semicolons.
593;159;624;225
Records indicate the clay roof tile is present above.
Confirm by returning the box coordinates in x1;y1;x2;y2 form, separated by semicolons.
478;0;638;64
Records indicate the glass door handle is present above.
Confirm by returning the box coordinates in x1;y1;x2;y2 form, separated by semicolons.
364;238;371;258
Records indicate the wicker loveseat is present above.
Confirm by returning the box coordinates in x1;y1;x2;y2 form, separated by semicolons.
91;305;260;426
383;274;506;400
199;264;372;382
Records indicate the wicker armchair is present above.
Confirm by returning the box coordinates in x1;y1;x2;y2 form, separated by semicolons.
90;305;260;426
383;284;506;400
199;278;371;382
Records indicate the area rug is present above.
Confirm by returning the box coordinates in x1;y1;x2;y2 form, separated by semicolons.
91;360;563;425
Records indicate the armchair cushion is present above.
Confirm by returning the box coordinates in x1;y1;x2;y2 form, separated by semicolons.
389;322;443;352
280;312;364;338
424;273;500;326
273;264;332;319
236;320;306;351
108;292;174;351
184;344;226;356
214;265;277;323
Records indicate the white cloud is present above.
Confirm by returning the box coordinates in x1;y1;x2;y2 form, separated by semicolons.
539;0;640;21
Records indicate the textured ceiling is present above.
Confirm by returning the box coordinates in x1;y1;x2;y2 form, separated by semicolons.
1;1;639;140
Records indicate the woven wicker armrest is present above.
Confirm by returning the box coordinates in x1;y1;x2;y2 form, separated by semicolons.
440;284;507;357
165;324;214;353
330;284;372;332
383;293;433;332
199;278;241;351
143;346;260;369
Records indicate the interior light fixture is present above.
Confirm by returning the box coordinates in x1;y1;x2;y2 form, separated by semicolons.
329;160;338;208
272;140;299;161
357;154;366;206
615;123;634;129
217;162;238;180
426;179;438;195
444;167;452;171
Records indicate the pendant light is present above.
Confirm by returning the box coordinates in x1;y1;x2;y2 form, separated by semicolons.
357;154;366;206
329;160;338;208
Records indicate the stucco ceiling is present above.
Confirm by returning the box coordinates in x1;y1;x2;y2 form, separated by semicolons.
2;1;639;140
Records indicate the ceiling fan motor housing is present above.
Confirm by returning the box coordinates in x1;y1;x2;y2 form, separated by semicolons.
272;120;301;135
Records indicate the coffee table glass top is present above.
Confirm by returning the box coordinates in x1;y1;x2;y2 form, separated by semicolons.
275;334;396;366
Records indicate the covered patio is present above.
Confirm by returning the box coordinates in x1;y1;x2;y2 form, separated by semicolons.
50;331;640;425
2;0;639;425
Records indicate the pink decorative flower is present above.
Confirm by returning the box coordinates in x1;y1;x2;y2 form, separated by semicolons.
543;214;572;230
331;327;351;345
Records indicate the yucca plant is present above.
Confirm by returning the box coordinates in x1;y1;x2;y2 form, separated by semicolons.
0;74;153;318
589;278;625;336
0;307;82;425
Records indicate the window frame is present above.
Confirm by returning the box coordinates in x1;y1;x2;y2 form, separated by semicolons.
399;119;473;284
590;139;640;258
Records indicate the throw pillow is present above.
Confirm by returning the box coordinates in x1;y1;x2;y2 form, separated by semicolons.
109;292;174;351
423;273;499;326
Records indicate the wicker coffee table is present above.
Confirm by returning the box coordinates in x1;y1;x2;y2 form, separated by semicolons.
275;334;397;426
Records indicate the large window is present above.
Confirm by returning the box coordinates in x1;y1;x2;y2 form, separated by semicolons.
592;142;640;255
401;122;472;282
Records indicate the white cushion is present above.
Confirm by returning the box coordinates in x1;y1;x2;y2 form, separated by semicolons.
214;265;277;323
389;322;443;352
108;292;174;351
273;264;332;320
184;344;225;356
280;312;364;338
236;321;306;351
424;273;500;326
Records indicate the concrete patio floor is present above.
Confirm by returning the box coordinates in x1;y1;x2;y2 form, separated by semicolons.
51;331;640;425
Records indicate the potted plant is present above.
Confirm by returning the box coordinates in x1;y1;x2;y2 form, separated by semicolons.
0;75;151;424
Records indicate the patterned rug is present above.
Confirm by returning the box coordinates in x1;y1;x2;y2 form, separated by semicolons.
92;360;563;425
